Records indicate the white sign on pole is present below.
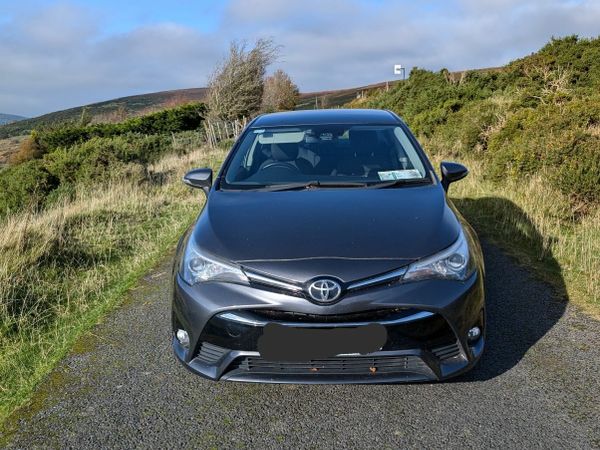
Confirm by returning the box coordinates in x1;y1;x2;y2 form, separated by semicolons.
394;64;403;75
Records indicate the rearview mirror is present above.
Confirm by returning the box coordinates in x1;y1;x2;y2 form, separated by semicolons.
183;168;212;194
440;161;468;192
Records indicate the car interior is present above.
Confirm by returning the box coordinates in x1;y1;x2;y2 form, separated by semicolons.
227;126;424;183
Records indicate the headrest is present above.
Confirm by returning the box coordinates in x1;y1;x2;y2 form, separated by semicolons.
349;129;378;147
271;143;299;161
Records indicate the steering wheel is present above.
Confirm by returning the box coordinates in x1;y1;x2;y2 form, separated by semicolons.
260;162;300;172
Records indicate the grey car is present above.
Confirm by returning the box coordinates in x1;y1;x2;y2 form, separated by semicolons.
172;109;485;383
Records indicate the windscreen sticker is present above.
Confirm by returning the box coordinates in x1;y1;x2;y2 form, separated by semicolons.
378;169;422;180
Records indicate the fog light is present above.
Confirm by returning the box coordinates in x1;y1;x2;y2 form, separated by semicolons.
467;326;481;342
225;323;242;338
176;329;190;348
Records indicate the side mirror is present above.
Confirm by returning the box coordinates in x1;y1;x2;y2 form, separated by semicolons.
440;161;468;192
183;168;212;194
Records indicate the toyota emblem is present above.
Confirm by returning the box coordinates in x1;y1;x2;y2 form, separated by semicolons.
308;279;342;303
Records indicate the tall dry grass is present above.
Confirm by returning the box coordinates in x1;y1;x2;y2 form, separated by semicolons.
0;145;226;422
435;155;600;316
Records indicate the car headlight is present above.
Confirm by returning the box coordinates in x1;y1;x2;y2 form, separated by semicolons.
180;237;248;286
403;230;475;282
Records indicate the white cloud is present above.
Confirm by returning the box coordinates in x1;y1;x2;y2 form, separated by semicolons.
1;0;599;116
0;3;221;116
222;0;600;91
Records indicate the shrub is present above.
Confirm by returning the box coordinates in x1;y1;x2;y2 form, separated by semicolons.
424;96;511;158
33;103;206;156
487;97;600;202
0;132;185;216
0;160;59;215
554;132;600;203
262;69;300;112
0;101;206;217
8;132;44;164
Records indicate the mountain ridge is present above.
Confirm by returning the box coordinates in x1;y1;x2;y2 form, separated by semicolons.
0;88;208;138
0;114;27;126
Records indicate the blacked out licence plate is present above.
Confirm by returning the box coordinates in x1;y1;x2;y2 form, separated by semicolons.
257;322;387;361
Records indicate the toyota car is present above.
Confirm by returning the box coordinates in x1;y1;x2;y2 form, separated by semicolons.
172;109;485;383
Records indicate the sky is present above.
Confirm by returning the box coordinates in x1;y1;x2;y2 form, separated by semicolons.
1;0;599;117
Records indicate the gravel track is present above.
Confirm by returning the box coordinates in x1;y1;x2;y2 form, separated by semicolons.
2;242;599;449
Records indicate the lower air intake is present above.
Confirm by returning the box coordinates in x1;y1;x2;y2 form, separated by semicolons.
231;355;431;376
430;341;462;361
197;342;229;364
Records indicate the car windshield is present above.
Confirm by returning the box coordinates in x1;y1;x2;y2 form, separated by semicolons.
221;124;430;189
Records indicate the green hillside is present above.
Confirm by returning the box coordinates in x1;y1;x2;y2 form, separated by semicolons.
0;88;207;139
296;68;501;111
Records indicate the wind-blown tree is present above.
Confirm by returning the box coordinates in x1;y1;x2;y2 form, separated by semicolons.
262;69;300;112
207;38;279;120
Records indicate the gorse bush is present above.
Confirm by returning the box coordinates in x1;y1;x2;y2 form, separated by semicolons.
0;104;206;216
355;36;600;205
486;98;600;202
364;68;511;137
0;160;59;215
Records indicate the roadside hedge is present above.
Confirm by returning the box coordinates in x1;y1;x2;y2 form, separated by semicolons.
35;103;206;156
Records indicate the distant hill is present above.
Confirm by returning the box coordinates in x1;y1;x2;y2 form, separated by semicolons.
0;88;208;138
297;80;401;110
0;114;27;126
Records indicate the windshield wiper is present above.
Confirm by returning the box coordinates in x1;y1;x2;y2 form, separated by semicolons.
368;178;430;189
260;181;368;192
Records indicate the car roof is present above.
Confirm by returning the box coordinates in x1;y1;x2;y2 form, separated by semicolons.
250;109;400;128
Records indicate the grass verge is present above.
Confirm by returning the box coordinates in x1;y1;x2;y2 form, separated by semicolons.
0;145;226;425
436;155;600;317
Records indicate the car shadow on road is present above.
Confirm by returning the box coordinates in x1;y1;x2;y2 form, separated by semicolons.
451;196;568;382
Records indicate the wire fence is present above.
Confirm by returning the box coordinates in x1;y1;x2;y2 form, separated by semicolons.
203;117;248;148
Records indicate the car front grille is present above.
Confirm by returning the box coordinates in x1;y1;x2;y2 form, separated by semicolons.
230;354;432;376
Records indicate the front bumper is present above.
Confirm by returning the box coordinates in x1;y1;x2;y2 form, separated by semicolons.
172;270;485;383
